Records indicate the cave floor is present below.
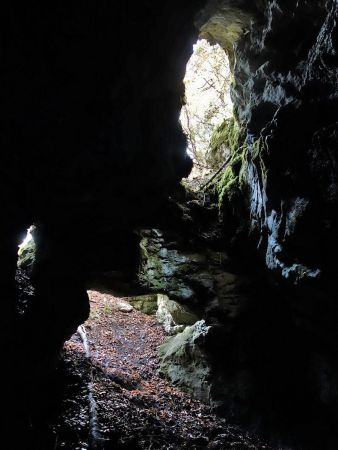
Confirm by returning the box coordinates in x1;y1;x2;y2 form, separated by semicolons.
40;291;274;449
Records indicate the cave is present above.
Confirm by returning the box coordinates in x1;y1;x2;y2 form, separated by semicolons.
2;1;338;449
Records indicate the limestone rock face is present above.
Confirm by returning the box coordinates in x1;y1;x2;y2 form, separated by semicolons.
159;320;211;402
138;197;266;416
201;0;338;285
138;216;231;308
138;229;200;301
206;272;253;320
156;294;198;335
195;2;338;444
125;294;159;315
115;301;133;313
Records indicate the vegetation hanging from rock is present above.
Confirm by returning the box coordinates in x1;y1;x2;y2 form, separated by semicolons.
207;115;268;211
17;235;36;273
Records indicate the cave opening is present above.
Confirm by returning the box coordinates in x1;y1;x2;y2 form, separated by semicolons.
19;227;33;248
5;2;338;449
180;38;233;182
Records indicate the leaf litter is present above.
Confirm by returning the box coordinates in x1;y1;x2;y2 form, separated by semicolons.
51;290;277;450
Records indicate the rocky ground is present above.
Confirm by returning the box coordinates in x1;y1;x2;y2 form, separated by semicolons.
36;290;277;450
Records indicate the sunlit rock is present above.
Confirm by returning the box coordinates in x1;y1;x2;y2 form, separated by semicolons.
159;320;211;402
156;294;198;334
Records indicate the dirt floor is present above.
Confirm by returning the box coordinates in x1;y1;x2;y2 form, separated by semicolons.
45;290;276;449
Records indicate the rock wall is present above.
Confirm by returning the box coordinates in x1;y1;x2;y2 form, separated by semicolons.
193;1;338;446
200;0;338;284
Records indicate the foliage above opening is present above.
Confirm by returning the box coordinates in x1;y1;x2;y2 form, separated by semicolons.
180;39;232;179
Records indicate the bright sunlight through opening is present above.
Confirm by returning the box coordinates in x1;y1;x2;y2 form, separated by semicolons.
180;39;233;181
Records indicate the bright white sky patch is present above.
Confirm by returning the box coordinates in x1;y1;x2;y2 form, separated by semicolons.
180;39;232;177
18;227;33;251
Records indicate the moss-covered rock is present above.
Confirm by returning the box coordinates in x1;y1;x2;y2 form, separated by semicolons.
125;294;158;315
17;238;36;273
205;117;246;209
159;320;211;402
138;229;199;300
156;294;198;334
218;165;240;207
208;117;243;160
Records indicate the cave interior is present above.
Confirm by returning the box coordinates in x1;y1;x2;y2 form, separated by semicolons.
2;1;338;449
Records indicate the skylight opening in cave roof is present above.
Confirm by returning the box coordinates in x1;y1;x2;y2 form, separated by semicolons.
20;227;33;247
180;38;233;180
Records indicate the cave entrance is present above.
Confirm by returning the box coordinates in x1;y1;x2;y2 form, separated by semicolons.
18;226;33;248
180;38;233;181
17;225;35;272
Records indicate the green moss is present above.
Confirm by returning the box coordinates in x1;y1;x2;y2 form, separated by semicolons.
17;239;36;271
207;117;243;164
127;294;158;315
209;117;245;207
149;254;164;272
218;166;239;207
209;117;267;209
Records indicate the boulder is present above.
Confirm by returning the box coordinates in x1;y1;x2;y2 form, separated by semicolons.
116;301;133;313
159;320;211;402
125;294;158;315
156;294;198;335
